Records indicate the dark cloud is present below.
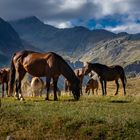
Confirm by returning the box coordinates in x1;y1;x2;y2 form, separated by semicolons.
0;0;140;33
0;0;101;21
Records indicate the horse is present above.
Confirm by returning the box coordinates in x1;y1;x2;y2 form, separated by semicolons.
64;78;72;95
31;77;44;97
64;67;85;94
8;50;80;101
0;68;10;97
85;78;99;95
74;68;85;95
84;62;127;96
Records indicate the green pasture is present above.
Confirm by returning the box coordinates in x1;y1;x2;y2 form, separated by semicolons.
0;95;140;140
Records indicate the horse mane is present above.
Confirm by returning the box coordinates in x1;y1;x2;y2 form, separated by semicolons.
50;52;79;84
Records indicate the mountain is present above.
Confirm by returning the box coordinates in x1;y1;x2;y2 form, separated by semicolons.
10;16;115;55
0;17;23;65
80;36;140;75
8;16;140;75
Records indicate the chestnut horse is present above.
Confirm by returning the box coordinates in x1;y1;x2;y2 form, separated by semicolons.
85;78;99;95
0;68;10;97
84;63;127;96
8;50;80;101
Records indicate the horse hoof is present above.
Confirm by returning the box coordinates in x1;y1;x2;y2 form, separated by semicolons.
45;97;49;101
20;98;24;101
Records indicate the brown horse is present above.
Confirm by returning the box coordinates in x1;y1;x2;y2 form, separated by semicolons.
84;63;127;96
8;50;80;101
85;78;99;95
74;68;85;95
0;68;10;97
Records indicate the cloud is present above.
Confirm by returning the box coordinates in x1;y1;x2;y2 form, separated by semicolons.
45;20;72;28
0;0;140;32
106;22;140;34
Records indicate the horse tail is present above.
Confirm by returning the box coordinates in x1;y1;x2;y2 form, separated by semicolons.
8;54;16;96
120;66;127;85
124;73;127;85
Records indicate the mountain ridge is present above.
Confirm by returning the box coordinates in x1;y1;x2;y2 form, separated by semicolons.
0;16;139;75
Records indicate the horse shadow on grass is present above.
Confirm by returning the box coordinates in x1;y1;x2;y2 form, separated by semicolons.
109;100;131;103
30;98;76;102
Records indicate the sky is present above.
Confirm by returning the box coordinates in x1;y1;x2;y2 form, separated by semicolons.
0;0;140;33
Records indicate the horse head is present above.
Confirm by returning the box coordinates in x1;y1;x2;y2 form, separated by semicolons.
71;78;80;100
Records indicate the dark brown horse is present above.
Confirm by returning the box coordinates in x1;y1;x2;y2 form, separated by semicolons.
85;78;99;95
84;63;127;96
0;68;10;97
8;50;80;101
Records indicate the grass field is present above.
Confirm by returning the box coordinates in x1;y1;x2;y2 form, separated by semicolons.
0;77;140;140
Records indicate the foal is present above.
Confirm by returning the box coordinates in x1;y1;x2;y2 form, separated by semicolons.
85;78;99;95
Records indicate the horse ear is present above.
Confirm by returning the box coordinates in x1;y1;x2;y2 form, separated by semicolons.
83;62;89;67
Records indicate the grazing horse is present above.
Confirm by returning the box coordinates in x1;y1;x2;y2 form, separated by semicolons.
31;77;44;97
0;68;10;97
64;68;85;95
84;63;127;96
85;78;99;95
8;50;80;101
74;68;85;95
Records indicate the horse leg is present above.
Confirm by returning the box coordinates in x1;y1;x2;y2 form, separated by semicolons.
80;82;83;95
100;80;105;96
120;77;126;95
15;69;26;100
88;89;90;95
57;87;61;96
53;77;58;101
115;80;119;95
6;82;8;97
92;88;94;95
2;83;4;98
45;77;51;100
104;81;107;96
40;88;43;97
96;88;98;95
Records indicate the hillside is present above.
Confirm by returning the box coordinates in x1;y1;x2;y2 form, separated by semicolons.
0;17;23;66
10;16;115;54
0;16;138;75
79;36;140;74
